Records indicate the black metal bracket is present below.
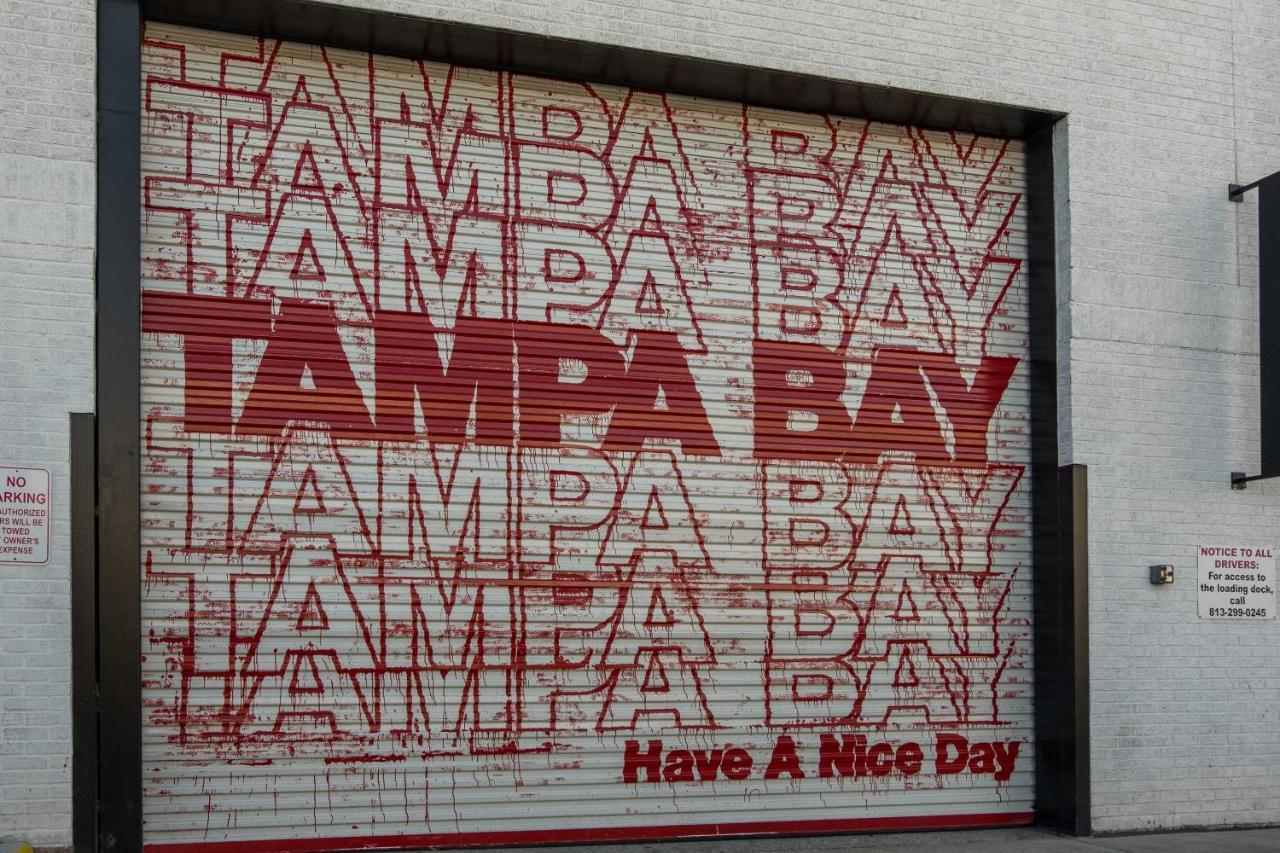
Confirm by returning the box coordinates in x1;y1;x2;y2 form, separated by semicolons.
1231;471;1277;489
1230;179;1269;202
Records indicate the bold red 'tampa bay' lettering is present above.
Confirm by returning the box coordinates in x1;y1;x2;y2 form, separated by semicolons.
238;298;373;437
753;338;852;461
374;310;514;444
141;292;273;432
753;339;1016;464
916;350;1018;463
605;331;721;456
517;321;623;444
150;293;723;451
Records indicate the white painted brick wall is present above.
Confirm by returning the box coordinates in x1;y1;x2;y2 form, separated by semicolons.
3;0;1280;842
0;0;95;848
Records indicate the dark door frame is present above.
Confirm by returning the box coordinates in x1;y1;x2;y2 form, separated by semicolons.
85;1;1085;848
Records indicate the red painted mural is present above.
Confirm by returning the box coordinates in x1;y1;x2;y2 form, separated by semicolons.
139;23;1032;851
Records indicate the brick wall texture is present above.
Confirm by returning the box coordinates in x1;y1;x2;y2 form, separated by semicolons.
2;0;1278;844
0;0;95;847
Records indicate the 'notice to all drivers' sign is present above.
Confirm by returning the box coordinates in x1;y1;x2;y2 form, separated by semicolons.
1198;544;1277;619
0;467;49;564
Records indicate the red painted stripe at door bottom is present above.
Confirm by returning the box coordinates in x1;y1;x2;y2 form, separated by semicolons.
144;810;1036;852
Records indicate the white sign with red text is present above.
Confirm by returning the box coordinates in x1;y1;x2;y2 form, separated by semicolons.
0;467;49;564
1198;544;1276;620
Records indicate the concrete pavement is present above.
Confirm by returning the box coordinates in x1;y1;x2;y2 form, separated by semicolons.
437;826;1280;852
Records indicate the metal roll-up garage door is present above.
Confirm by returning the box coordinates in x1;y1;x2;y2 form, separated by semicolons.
138;21;1034;851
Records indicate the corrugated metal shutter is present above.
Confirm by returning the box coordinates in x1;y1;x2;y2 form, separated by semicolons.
139;21;1035;852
